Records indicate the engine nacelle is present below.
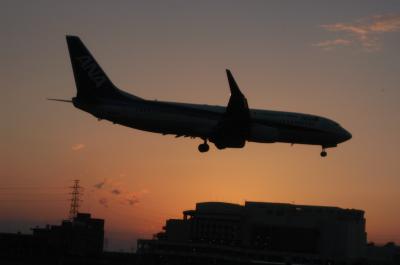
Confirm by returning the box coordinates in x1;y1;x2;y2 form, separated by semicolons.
248;124;279;143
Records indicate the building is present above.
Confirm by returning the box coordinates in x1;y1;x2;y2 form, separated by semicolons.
137;201;367;264
32;212;105;256
0;213;104;263
366;242;400;265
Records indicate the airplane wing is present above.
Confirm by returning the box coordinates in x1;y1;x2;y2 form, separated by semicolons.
210;70;251;149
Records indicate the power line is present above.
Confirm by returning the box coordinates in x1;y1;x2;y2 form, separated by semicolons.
0;192;70;195
0;199;67;202
0;187;68;190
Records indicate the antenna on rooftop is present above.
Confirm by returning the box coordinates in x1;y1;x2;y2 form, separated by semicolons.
69;180;83;220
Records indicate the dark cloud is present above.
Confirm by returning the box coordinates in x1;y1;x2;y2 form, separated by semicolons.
94;180;106;189
93;179;148;208
111;189;121;195
99;198;108;208
126;196;140;206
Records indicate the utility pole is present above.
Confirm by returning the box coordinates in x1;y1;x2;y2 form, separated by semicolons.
69;180;83;220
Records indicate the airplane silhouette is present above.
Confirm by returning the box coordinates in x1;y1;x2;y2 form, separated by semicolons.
49;36;352;157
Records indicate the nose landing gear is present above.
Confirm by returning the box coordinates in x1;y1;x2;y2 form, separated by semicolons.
320;147;327;157
198;139;210;153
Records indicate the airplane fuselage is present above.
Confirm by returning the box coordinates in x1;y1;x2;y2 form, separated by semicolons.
73;96;351;149
59;35;352;156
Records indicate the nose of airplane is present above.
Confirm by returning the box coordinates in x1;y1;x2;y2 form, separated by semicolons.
338;129;352;143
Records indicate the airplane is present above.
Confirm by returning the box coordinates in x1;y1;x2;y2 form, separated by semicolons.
49;35;352;157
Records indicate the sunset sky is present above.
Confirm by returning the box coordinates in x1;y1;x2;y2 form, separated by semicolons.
1;1;400;250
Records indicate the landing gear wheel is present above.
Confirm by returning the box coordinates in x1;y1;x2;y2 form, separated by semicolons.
198;143;209;153
320;150;327;157
198;138;210;153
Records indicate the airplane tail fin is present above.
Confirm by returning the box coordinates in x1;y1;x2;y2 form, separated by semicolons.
66;35;122;101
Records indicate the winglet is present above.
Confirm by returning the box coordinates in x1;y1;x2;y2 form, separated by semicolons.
224;69;249;117
226;69;243;96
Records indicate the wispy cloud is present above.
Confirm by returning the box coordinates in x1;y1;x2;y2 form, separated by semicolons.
71;143;85;151
92;178;148;208
315;14;400;51
312;39;352;50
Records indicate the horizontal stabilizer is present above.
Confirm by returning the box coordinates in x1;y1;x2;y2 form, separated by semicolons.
47;98;73;103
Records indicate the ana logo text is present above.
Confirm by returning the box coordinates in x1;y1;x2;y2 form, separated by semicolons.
77;56;107;88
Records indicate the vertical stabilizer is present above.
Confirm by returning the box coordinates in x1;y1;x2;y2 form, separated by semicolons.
66;35;120;100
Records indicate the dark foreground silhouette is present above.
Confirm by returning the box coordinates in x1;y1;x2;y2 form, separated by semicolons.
1;203;399;265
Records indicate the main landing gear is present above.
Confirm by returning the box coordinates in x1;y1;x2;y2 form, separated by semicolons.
198;139;210;153
320;147;327;157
